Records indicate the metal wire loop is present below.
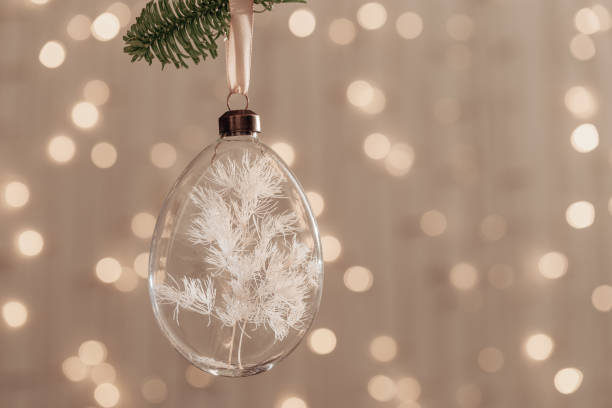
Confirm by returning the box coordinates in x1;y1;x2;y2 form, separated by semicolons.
226;92;249;111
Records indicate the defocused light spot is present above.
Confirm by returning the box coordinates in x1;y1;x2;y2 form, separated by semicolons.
565;201;595;229
62;356;89;381
357;2;387;30
271;142;295;166
321;235;341;262
288;9;316;38
487;264;514;289
72;102;99;129
525;333;554;361
2;300;28;328
347;80;374;107
538;251;568;279
362;133;390;160
90;363;116;385
571;123;599;153
433;97;460;124
554;368;583;394
141;377;167;403
39;41;65;68
79;340;107;365
477;347;504;373
570;34;596;61
114;267;139;292
308;328;337;355
185;365;213;388
306;191;324;217
84;80;110;106
329;18;356;45
344;266;374;292
94;383;120;407
107;2;132;27
592;4;612;30
132;212;156;239
134;252;150;279
31;0;49;4
450;262;478;290
397;377;421;403
91;142;117;169
92;13;121;41
564;86;597;118
96;257;122;284
67;15;92;40
150;143;177;168
575;8;600;34
48;135;76;163
368;375;397;402
420;210;447;237
281;396;308;408
480;214;507;241
591;285;612;312
370;335;397;362
4;182;29;208
396;12;423;39
446;14;473;41
17;230;44;257
385;143;415;177
455;384;482;408
361;87;386;114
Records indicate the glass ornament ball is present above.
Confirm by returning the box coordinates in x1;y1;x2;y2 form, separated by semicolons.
149;130;324;377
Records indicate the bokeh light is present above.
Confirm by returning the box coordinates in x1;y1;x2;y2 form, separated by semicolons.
368;375;397;402
363;133;391;160
570;34;596;61
280;396;308;408
84;80;111;106
307;328;337;355
62;356;89;382
591;285;612;312
288;9;316;38
114;267;139;292
151;143;177;168
72;101;99;129
107;2;132;27
446;14;474;41
397;377;421;403
79;340;107;366
96;257;122;284
17;230;44;257
347;80;374;108
357;3;387;30
570;123;599;153
306;191;324;217
369;335;398;362
141;377;168;403
90;363;117;384
477;347;504;373
91;142;117;169
321;235;341;262
565;200;595;229
554;368;583;394
67;15;92;41
564;86;597;118
39;41;66;68
361;87;386;114
343;266;374;293
2;300;28;328
329;18;356;45
384;143;415;177
271;142;295;166
94;383;120;407
575;8;600;34
30;0;49;5
47;135;76;163
396;12;423;40
131;212;156;239
538;251;568;279
92;13;121;42
420;210;447;236
524;333;554;361
4;181;30;208
449;262;478;290
134;252;150;279
593;4;612;30
185;365;213;388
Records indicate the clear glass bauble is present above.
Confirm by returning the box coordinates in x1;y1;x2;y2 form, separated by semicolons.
148;133;324;377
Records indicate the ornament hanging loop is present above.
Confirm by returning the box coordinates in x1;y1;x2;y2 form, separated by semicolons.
226;0;254;97
226;92;249;111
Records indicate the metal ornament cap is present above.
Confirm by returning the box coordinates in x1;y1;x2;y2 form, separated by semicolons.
219;109;261;137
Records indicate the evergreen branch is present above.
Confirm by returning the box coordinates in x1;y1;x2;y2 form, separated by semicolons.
123;0;306;69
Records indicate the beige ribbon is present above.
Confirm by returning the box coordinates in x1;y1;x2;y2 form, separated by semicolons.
226;0;254;102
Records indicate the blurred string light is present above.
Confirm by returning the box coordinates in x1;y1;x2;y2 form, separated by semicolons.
321;235;341;262
487;264;514;289
480;214;507;241
96;257;122;284
420;210;447;237
114;267;139;292
90;363;117;384
368;375;397;402
39;41;65;68
570;34;596;61
72;101;99;129
271;142;295;166
141;377;168;403
92;12;121;42
4;181;30;208
151;142;177;168
477;347;504;373
538;251;568;279
17;229;44;257
575;8;600;34
91;142;117;169
107;2;132;27
94;383;120;407
2;300;28;328
62;356;89;382
357;2;387;30
369;335;398;362
346;80;386;114
592;4;612;30
591;285;612;312
84;80;110;106
47;135;76;163
449;262;478;290
67;15;92;41
455;384;482;408
30;0;49;4
307;328;337;355
363;133;391;160
524;333;554;361
397;377;421;403
305;191;324;217
564;86;597;118
344;265;374;292
328;18;355;45
565;200;595;229
134;252;150;279
132;212;156;239
280;396;308;408
79;340;107;365
396;12;423;40
288;9;316;38
570;123;599;153
446;14;474;41
554;368;583;394
385;143;414;177
185;365;213;388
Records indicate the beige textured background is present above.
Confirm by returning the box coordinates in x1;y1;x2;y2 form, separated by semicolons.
1;0;612;407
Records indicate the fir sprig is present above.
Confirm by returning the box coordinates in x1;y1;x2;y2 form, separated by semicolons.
123;0;305;69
